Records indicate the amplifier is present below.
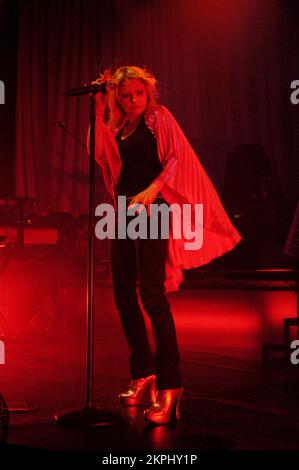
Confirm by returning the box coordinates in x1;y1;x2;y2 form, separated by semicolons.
0;245;66;336
0;227;58;245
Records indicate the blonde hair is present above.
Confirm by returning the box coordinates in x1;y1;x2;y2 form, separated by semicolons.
104;65;158;130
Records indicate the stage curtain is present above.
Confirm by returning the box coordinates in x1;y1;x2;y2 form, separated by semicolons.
15;0;299;215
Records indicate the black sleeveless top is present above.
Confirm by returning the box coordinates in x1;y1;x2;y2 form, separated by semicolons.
115;117;162;198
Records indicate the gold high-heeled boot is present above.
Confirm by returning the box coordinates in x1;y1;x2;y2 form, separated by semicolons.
143;387;183;424
119;374;156;406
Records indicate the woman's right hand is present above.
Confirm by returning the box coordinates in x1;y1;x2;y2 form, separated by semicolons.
92;70;113;119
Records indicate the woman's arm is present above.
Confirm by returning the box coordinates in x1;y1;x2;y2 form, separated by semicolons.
151;154;178;191
86;88;121;199
147;105;181;192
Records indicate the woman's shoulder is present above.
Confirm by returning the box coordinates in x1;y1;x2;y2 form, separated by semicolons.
145;104;176;128
146;103;173;117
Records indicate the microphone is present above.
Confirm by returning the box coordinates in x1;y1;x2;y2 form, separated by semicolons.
64;82;111;97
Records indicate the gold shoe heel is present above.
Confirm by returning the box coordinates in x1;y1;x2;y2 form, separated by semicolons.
175;388;183;420
144;387;184;425
119;374;156;407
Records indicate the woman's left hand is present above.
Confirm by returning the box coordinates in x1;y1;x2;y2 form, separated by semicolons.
127;183;160;215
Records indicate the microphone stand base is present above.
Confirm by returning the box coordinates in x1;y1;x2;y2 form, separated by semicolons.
54;405;120;427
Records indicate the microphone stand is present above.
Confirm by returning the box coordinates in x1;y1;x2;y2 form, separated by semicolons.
51;121;87;150
54;88;119;426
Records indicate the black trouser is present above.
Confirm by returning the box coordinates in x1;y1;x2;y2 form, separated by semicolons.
109;200;182;390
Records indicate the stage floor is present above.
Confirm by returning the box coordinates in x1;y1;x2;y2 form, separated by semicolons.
1;284;299;455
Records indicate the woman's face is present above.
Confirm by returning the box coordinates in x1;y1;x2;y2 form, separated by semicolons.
117;78;148;120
